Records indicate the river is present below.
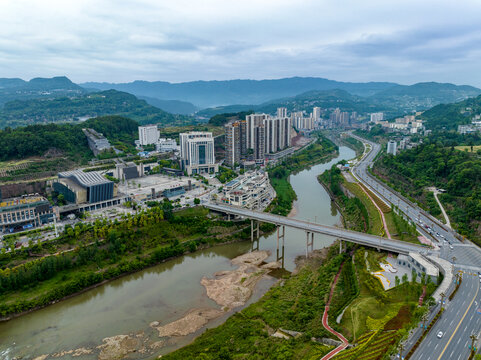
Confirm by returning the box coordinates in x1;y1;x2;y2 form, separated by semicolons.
0;146;355;360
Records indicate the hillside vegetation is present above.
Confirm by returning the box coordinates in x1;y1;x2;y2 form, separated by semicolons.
0;116;139;162
0;90;192;128
374;139;481;244
421;94;481;130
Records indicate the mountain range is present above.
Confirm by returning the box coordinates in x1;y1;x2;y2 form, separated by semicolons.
0;76;480;129
82;77;398;109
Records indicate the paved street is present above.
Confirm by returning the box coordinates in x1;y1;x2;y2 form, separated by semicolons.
411;273;481;360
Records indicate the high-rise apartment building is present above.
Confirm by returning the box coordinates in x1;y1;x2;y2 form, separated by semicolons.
370;112;384;123
179;132;218;175
312;107;322;120
225;121;244;167
246;113;268;149
277;107;287;118
244;108;292;163
138;125;160;146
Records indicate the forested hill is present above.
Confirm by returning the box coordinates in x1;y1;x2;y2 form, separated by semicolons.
0;90;193;129
369;82;481;113
0;76;85;106
0;116;139;162
421;94;481;130
374;140;481;244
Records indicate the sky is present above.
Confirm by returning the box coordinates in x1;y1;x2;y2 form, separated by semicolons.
1;0;481;86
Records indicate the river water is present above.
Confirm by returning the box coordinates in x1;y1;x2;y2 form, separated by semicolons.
0;146;355;360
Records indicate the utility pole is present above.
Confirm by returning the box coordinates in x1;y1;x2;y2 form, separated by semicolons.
470;333;478;355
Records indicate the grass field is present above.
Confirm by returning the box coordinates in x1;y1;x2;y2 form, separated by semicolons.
343;181;383;236
454;145;481;153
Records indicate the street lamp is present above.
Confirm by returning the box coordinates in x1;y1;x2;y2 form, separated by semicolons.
470;334;478;355
440;292;446;310
421;314;428;331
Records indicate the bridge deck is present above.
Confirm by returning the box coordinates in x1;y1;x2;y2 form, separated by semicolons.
206;203;435;255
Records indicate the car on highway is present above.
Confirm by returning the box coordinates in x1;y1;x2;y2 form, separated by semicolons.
450;245;454;250
437;331;443;339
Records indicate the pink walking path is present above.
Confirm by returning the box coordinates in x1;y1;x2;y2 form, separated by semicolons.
320;265;349;360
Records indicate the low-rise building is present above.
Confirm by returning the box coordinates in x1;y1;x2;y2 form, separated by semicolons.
219;171;273;210
82;128;112;156
0;195;56;233
397;253;439;283
156;138;178;152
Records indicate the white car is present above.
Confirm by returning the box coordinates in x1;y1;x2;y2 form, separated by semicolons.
437;331;443;339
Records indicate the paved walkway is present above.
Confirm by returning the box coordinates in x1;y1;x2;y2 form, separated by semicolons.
321;265;349;360
432;190;451;229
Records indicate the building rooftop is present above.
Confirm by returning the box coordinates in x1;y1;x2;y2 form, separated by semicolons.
409;252;439;277
59;170;112;187
0;195;47;208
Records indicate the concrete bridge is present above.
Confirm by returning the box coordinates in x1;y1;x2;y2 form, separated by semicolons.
205;203;437;256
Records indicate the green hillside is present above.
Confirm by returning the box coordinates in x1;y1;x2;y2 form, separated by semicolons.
421;94;481;130
0;115;139;162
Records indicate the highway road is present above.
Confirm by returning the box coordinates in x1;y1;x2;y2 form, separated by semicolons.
349;133;481;358
411;273;481;360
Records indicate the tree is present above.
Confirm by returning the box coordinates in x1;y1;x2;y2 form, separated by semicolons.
411;269;418;284
194;198;200;205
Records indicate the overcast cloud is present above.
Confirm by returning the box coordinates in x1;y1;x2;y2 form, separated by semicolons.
1;0;481;86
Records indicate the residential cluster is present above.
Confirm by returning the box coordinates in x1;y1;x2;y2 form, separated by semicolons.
370;113;424;134
224;107;292;167
457;116;481;134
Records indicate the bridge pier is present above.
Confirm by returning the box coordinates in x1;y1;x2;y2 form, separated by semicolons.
251;238;259;251
276;225;285;251
276;245;285;268
251;219;260;242
306;231;314;258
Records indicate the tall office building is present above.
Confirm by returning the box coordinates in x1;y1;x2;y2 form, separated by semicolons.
179;132;218;175
138;125;160;146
